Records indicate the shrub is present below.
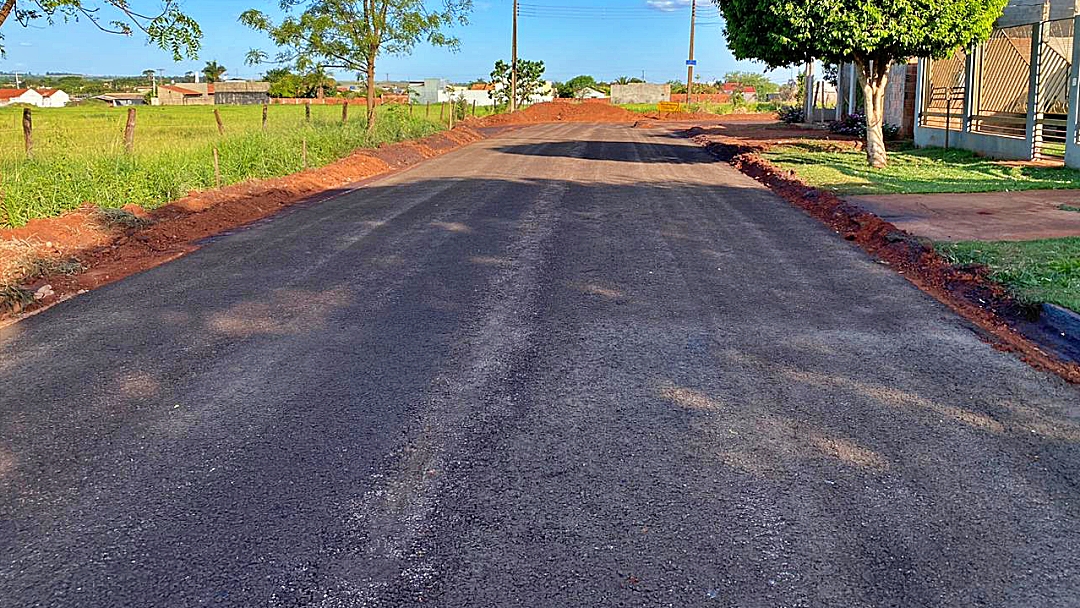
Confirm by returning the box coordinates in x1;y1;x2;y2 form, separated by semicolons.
828;112;901;140
777;105;804;124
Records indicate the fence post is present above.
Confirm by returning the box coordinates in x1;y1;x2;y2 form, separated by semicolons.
472;100;477;117
1065;15;1080;167
426;103;430;118
262;104;268;131
22;108;32;158
1026;21;1045;159
342;100;349;124
214;108;225;135
305;102;311;123
213;147;222;188
439;103;444;121
302;138;308;169
123;107;137;154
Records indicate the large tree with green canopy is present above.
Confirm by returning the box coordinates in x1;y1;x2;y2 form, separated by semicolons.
241;0;471;132
714;0;1008;167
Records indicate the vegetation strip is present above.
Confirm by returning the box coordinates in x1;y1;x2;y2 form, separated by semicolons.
0;125;488;322
684;128;1080;383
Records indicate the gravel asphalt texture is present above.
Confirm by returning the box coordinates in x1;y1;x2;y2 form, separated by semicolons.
2;123;1080;607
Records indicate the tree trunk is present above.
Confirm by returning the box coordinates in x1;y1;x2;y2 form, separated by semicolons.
857;59;891;168
0;0;16;29
365;60;377;133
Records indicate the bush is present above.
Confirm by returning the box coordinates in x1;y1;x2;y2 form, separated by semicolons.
777;105;804;124
828;112;901;140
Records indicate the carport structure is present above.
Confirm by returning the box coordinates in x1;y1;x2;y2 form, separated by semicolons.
915;0;1080;166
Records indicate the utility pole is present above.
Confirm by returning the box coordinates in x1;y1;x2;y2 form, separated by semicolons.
686;0;697;105
511;0;518;112
14;71;20;88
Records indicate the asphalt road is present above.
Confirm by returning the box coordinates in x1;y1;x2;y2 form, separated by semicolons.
2;123;1080;607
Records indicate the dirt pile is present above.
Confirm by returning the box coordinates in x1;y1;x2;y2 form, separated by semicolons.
478;102;642;125
0;126;486;323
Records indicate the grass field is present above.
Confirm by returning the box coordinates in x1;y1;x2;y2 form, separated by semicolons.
938;238;1080;312
763;144;1080;195
0;102;484;227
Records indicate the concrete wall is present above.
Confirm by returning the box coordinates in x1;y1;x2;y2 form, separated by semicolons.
610;83;670;104
915;126;1034;159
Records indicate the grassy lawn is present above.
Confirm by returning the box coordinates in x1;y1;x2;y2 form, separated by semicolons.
939;238;1080;312
763;144;1080;195
0;102;481;227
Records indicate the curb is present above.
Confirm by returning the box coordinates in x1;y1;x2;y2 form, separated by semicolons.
1042;303;1080;342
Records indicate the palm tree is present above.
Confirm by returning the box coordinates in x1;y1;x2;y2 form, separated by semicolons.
142;69;156;84
202;61;227;83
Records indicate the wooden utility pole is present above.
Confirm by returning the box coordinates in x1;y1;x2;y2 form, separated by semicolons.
511;0;518;112
686;0;697;106
123;107;137;154
22;108;32;158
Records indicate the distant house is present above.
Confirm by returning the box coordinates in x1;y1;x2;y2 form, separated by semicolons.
95;93;147;107
214;81;270;105
157;83;214;105
576;86;609;100
0;88;70;107
157;81;270;106
720;83;758;102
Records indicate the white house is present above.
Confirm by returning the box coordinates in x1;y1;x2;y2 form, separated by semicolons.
576;86;608;100
0;88;70;108
37;89;70;108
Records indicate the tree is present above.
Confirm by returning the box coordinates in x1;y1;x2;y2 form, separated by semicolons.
0;0;200;60
264;66;336;98
714;0;1008;167
202;60;226;83
490;59;544;108
557;74;597;98
241;0;471;132
614;76;645;85
722;71;779;95
142;68;156;83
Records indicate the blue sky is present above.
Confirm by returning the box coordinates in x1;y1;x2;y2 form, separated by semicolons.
0;0;792;84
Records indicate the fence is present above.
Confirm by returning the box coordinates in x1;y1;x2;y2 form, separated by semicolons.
916;15;1080;164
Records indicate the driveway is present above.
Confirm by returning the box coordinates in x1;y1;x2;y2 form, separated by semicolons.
2;123;1079;607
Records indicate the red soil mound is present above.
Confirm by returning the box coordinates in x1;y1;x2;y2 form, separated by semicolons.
479;102;641;125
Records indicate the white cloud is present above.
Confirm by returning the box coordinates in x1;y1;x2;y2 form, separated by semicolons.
646;0;692;11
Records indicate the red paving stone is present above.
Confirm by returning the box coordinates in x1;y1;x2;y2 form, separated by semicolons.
847;189;1080;242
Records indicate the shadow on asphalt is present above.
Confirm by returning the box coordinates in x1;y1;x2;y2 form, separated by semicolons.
2;173;1080;606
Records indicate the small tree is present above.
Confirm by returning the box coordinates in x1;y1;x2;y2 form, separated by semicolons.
202;60;226;83
561;74;597;99
241;0;471;132
489;59;544;108
715;0;1008;167
0;0;200;59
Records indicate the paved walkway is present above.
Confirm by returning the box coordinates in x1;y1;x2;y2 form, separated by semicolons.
848;189;1080;241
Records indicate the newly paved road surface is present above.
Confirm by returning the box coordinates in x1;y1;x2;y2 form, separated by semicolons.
3;123;1080;607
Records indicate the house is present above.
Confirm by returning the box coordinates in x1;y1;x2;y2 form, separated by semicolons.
214;81;270;105
0;88;70;107
157;83;214;105
154;81;269;106
720;83;758;102
577;86;608;100
95;93;147;107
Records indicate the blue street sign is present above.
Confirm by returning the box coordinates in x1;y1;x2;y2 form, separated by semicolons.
686;60;698;66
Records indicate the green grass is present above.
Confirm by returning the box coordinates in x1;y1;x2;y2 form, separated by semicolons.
0;101;481;227
762;144;1080;195
939;237;1080;312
